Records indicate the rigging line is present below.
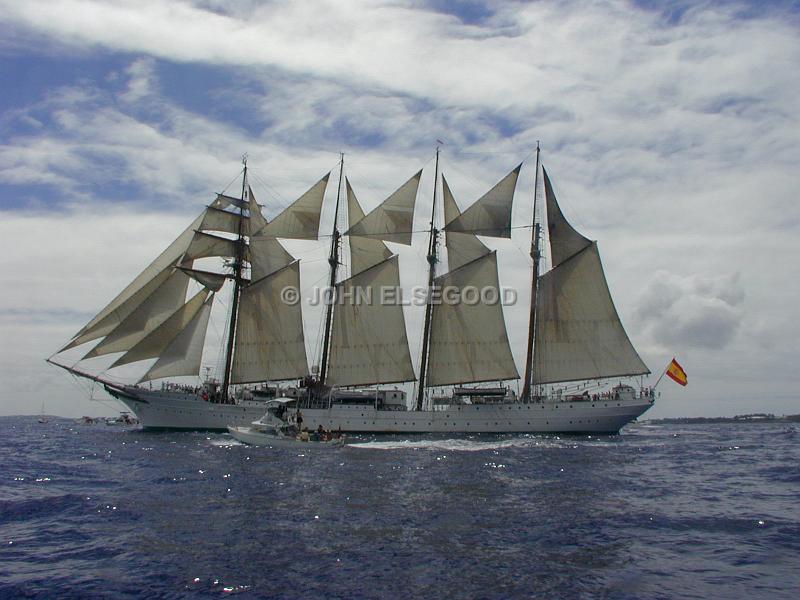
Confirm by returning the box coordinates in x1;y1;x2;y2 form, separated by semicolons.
248;157;341;217
219;166;246;196
287;223;541;242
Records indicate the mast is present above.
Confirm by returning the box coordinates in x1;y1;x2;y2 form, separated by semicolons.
319;153;345;386
521;143;541;402
415;146;440;411
221;156;248;399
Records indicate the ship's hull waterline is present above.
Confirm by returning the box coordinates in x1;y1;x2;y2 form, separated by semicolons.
110;388;654;434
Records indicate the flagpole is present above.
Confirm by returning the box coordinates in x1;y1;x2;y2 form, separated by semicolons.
652;358;673;390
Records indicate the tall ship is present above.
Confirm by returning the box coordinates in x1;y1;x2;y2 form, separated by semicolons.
49;146;654;433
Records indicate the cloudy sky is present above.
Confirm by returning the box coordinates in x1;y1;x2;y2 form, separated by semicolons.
1;0;798;419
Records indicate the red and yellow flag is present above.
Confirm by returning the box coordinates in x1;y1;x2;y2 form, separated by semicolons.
666;358;688;386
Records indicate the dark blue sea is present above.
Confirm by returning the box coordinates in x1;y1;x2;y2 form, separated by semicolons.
1;417;798;599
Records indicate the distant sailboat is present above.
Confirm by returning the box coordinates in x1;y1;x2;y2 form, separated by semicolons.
37;400;48;424
49;147;654;433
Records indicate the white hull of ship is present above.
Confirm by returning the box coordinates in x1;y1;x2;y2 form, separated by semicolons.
111;387;653;434
299;398;654;434
112;389;266;430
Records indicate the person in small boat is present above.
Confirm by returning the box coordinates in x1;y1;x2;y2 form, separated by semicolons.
296;410;303;430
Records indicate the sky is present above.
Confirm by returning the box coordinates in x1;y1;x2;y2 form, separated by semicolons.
1;0;799;419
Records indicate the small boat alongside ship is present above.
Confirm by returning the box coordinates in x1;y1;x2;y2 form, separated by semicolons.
49;146;654;434
227;399;347;447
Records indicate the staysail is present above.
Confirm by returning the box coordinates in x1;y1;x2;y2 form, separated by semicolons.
256;174;330;240
60;212;205;351
108;289;212;370
442;175;489;272
139;295;214;383
443;165;520;238
345;179;392;275
346;171;421;245
532;167;649;384
82;269;192;359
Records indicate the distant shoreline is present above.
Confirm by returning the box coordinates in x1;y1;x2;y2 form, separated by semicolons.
642;413;800;425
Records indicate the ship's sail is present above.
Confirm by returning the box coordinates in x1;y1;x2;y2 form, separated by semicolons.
108;289;212;370
532;167;649;384
60;211;206;351
426;251;519;387
326;255;416;387
346;171;421;245
182;231;243;264
443;165;520;238
442;176;489;272
230;261;309;383
178;268;228;291
345;179;392;275
82;269;192;359
256;173;330;240
139;294;214;383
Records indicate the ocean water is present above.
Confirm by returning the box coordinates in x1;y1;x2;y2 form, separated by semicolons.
0;418;798;599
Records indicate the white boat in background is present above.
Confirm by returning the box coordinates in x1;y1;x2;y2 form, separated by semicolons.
49;147;655;433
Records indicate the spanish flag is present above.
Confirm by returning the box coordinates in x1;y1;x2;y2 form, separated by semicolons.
666;358;688;386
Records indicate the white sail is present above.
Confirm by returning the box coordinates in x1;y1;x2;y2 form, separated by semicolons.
347;171;421;245
82;269;191;359
542;167;592;267
248;236;295;281
179;267;228;292
62;211;206;351
533;167;649;384
444;165;520;238
346;179;392;275
139;295;214;383
213;193;246;211
247;186;269;234
327;256;416;387
231;261;308;383
181;231;241;264
426;251;519;387
442;176;489;272
533;243;649;383
199;206;243;236
256;173;330;240
109;289;211;370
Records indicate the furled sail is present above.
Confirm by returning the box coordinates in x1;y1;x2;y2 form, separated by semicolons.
426;251;519;387
442;176;489;272
82;269;191;359
346;171;421;245
444;165;520;238
231;261;308;383
108;289;212;370
326;256;416;387
139;295;214;383
533;167;649;384
256;173;330;240
346;179;392;275
61;211;206;351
